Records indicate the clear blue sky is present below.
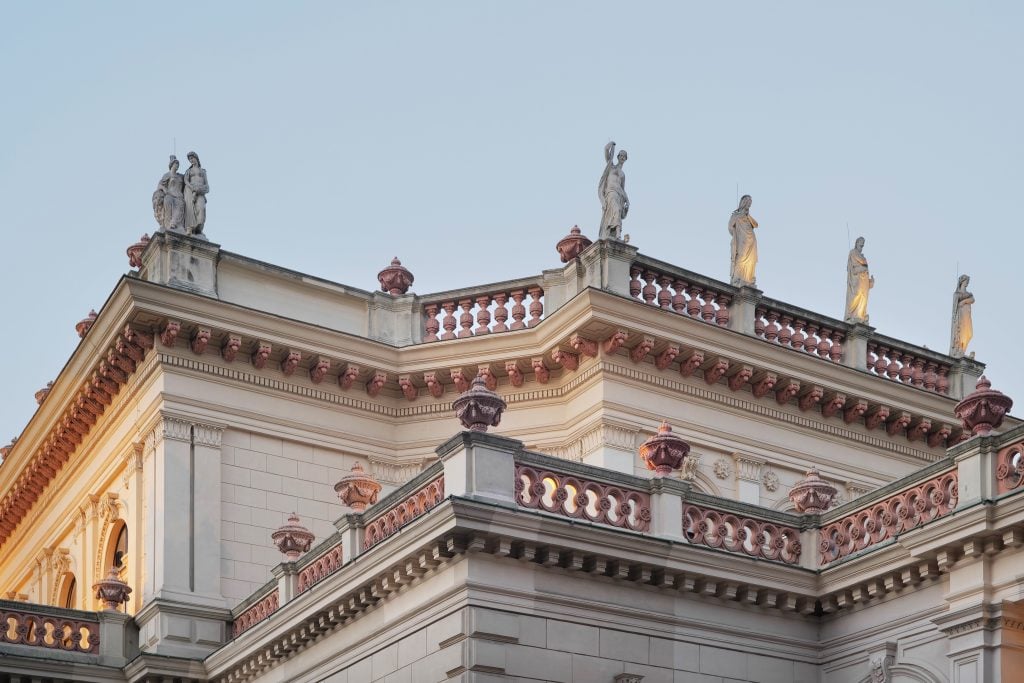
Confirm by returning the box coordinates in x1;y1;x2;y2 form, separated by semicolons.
1;2;1021;446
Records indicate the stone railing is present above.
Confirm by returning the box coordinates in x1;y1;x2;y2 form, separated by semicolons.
514;462;652;532
867;334;952;395
682;502;802;565
296;543;343;594
420;279;545;342
362;473;446;551
818;465;959;566
628;256;735;328
0;600;100;654
754;298;847;364
231;584;280;638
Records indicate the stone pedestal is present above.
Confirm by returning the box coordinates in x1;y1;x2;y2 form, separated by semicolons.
368;292;421;346
140;231;220;298
950;357;987;401
578;238;639;298
843;323;874;371
728;286;762;336
437;432;521;508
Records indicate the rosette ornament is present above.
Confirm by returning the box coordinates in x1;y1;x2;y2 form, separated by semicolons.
93;568;132;611
638;422;690;476
788;468;838;514
954;376;1013;437
453;376;507;432
377;257;415;295
556;225;593;263
271;513;315;561
334;463;382;512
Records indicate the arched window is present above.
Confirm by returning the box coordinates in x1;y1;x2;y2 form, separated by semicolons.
59;574;76;609
113;524;128;569
102;520;129;579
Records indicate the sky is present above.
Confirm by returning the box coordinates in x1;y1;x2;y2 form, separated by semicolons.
1;2;1021;447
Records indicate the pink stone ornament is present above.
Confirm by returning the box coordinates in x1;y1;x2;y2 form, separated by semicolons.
334;463;382;512
377;257;415;295
271;513;315;561
788;468;838;514
955;376;1014;437
35;381;54;405
453;376;507;432
556;225;593;263
126;233;151;269
638;422;691;476
76;310;98;339
93;568;132;611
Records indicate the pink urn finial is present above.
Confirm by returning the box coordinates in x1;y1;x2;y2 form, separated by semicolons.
453;376;507;432
955;376;1013;437
127;233;151;269
334;462;382;512
76;310;98;339
377;257;415;296
556;225;593;263
788;468;838;514
271;513;315;561
34;381;54;405
0;436;16;460
638;421;691;476
93;567;132;611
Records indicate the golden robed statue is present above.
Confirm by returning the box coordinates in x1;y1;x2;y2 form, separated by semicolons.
949;274;974;357
728;194;758;287
844;236;874;324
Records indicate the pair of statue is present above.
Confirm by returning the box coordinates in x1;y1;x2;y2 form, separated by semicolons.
153;152;209;236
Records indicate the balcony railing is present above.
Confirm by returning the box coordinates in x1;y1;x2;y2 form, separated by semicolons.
0;600;100;654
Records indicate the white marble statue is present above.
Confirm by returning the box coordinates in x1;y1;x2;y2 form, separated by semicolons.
598;141;628;240
949;274;974;357
844;236;874;324
152;155;186;233
184;151;209;236
728;194;758;287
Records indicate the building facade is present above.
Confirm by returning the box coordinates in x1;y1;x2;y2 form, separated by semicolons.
0;227;1020;683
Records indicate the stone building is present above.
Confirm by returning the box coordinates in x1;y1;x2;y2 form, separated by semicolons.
0;224;1021;683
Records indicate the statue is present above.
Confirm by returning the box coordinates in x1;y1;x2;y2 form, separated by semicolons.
728;194;758;286
950;274;974;358
152;155;185;233
184;151;209;236
844;236;874;324
598;141;628;240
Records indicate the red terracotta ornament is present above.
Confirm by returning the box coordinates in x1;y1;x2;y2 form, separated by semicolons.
309;357;331;384
639;422;691;476
366;371;387;397
570;334;598;358
377;257;414;295
222;334;242;362
450;368;470;393
789;468;838;514
453;376;507;432
160;320;181;347
630;336;655;363
424;371;445;398
505;361;524;387
532;358;550;384
603;329;628;354
955;376;1014;437
76;310;98;339
656;345;680;371
126;233;151;269
93;568;132;611
35;381;54;405
271;513;315;561
339;364;360;390
191;327;211;355
556;225;593;263
398;374;418;401
335;463;382;512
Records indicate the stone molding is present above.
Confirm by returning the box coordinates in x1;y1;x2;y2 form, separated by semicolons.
369;459;424;485
732;453;765;482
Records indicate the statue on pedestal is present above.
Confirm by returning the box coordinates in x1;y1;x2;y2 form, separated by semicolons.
598;141;628;240
728;194;758;287
184;151;209;236
949;274;974;358
844;236;874;324
152;155;185;233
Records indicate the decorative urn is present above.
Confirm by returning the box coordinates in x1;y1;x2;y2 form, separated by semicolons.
0;437;16;460
126;233;151;269
377;257;415;296
334;463;382;512
93;568;132;611
76;310;98;339
788;468;838;514
453;376;507;432
556;225;593;263
271;513;315;561
34;381;53;405
638;422;690;476
954;376;1013;437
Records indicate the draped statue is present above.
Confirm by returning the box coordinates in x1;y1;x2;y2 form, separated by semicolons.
728;194;758;286
844;236;874;324
949;274;974;357
598;141;628;240
184;151;209;236
152;156;186;233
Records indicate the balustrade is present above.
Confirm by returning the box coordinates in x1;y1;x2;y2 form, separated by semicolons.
297;544;343;593
363;476;446;550
0;602;99;654
996;442;1024;494
819;469;958;565
866;342;951;395
628;264;732;327
232;588;280;638
754;306;845;363
422;285;544;342
682;505;801;565
514;464;652;532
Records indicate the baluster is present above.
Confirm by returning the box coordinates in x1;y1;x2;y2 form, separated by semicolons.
629;267;642;299
886;352;901;380
457;299;474;338
764;310;780;342
701;290;717;322
923;362;938;391
657;275;672;309
686;286;702;318
899;353;914;384
474;295;492;335
829;331;844;362
816;327;831;357
867;343;877;371
642;271;657;305
754;307;766;337
804;323;819;355
672;279;687;314
911;358;925;387
937;367;950;394
791;319;806;351
715;293;730;326
492;293;509;333
874;346;889;375
527;287;544;327
423;304;440;342
509;290;527;330
778;316;793;347
440;302;457;340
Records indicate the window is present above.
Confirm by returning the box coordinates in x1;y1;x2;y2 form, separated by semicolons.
60;575;76;609
113;524;128;569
